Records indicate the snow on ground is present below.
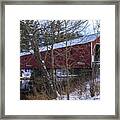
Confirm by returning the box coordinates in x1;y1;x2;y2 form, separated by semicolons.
21;69;32;78
56;91;100;100
56;89;100;100
56;77;100;100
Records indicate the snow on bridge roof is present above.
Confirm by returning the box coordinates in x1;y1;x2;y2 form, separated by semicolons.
20;33;100;56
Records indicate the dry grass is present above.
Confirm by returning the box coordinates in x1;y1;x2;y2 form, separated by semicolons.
20;92;52;100
20;76;100;100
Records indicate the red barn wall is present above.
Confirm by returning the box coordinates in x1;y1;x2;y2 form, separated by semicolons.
54;42;91;69
20;42;91;69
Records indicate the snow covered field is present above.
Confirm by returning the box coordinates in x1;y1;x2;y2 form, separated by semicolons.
56;78;100;100
56;90;100;100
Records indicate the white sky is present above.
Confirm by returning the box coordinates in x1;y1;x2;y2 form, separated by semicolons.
37;20;100;35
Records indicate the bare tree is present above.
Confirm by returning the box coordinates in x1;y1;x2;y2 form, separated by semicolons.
20;20;89;99
20;20;57;99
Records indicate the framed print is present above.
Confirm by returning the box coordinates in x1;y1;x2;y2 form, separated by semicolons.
0;0;119;119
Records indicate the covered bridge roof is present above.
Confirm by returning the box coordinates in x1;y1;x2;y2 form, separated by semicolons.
20;33;100;56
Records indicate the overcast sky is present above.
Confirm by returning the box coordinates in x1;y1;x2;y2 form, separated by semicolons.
82;20;100;35
38;20;100;35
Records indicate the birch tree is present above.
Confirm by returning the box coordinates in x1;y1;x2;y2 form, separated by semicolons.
20;20;89;99
20;20;57;99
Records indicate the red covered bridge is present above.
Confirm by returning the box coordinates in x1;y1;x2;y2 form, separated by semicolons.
20;34;100;77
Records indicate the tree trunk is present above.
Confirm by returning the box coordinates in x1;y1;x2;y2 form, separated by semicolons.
31;38;57;99
64;21;70;100
51;45;57;92
65;40;70;100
